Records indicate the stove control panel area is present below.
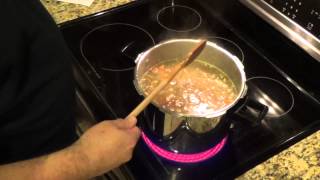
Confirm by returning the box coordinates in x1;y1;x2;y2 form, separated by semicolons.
265;0;320;39
240;0;320;62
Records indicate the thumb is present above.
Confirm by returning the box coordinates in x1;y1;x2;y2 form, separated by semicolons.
113;117;137;129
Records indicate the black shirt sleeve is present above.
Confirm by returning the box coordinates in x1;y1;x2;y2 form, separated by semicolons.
0;0;77;164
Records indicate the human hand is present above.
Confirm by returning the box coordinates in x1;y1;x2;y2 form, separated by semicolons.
71;117;140;178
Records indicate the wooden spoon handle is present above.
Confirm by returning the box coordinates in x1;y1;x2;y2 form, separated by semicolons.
127;40;207;118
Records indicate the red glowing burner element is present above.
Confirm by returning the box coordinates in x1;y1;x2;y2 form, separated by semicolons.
141;132;228;163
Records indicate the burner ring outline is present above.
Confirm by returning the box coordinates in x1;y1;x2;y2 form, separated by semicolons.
80;23;155;72
207;36;245;63
156;5;202;32
246;76;295;118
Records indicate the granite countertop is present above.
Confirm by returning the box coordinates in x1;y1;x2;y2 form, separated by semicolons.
41;1;320;179
237;131;320;180
41;0;132;24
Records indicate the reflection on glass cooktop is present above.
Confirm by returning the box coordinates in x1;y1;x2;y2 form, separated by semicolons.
61;0;320;179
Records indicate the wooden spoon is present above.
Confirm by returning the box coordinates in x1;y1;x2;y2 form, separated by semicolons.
127;40;207;118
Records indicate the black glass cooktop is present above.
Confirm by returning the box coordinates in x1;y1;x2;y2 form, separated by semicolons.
60;0;320;179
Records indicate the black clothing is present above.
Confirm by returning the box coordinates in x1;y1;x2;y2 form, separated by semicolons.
0;0;77;163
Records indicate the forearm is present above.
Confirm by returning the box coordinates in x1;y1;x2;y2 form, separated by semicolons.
0;118;140;180
0;144;90;180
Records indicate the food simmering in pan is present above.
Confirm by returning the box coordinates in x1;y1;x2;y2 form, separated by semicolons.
139;59;238;115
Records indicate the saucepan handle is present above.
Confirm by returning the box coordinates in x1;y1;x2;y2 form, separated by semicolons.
224;96;268;126
235;96;268;126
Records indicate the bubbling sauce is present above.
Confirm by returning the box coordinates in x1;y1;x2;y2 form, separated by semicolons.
139;59;238;116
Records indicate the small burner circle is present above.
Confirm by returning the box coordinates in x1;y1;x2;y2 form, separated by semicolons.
157;5;202;32
246;76;294;118
80;23;155;72
207;36;244;63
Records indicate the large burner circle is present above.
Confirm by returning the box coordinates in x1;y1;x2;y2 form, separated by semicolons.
157;5;202;32
80;23;155;71
246;76;294;118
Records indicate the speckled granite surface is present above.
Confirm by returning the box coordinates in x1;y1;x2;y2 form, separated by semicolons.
41;0;132;24
237;131;320;180
41;1;320;179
